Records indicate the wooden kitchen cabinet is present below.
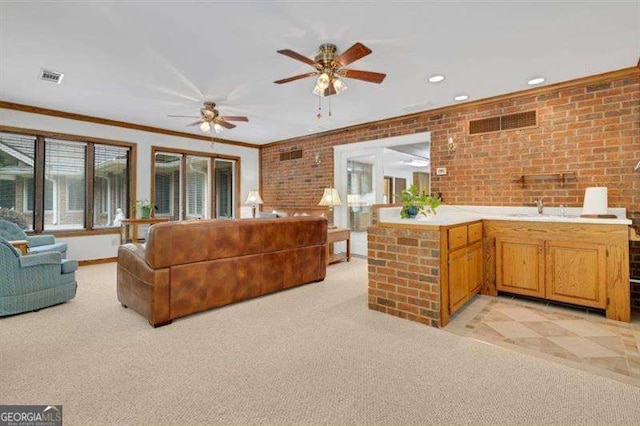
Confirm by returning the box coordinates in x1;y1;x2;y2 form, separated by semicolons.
448;247;470;313
496;237;545;298
484;220;630;322
467;242;483;294
545;240;607;309
442;222;484;320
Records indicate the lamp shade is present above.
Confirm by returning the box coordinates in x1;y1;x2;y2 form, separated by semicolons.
318;188;342;207
245;190;264;205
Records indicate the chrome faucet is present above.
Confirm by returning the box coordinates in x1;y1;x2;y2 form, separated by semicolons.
534;198;545;215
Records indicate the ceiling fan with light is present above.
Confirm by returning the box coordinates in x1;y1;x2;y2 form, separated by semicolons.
274;42;387;96
168;102;248;133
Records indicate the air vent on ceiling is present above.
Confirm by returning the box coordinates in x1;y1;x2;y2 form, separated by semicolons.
469;110;537;135
39;68;64;84
280;149;303;161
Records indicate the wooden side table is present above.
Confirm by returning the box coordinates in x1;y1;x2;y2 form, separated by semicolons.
327;227;351;265
120;218;170;244
9;240;29;255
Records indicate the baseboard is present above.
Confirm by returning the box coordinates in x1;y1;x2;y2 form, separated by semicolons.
78;257;117;266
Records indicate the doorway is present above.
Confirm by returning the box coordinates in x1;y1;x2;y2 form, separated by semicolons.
333;133;431;256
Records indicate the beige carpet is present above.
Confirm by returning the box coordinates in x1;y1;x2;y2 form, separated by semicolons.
2;259;640;424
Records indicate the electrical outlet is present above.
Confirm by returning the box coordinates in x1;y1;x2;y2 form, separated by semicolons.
436;167;447;176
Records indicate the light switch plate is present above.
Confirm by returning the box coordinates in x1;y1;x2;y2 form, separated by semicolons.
436;167;447;176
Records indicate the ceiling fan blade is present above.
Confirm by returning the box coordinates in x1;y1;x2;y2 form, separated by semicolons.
324;83;336;97
274;72;318;84
187;120;204;127
167;115;200;118
220;116;249;122
341;69;387;84
216;120;236;130
334;43;372;67
277;49;318;67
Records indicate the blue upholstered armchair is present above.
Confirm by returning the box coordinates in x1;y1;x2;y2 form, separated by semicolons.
0;220;68;258
0;237;77;316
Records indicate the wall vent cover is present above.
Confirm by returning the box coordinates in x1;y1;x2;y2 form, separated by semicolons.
469;110;536;135
39;68;64;84
280;149;303;161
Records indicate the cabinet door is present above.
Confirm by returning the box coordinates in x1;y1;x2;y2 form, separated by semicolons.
448;248;469;313
467;242;483;295
496;237;545;298
546;240;607;309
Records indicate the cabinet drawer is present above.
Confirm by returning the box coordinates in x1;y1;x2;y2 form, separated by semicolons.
468;222;483;243
448;225;468;250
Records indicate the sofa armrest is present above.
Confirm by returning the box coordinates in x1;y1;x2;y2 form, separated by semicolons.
26;235;56;247
117;243;171;326
19;251;62;268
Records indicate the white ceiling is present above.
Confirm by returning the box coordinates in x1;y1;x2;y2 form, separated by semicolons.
1;1;638;145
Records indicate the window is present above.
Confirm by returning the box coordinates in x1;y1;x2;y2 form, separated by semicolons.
24;178;54;212
45;139;86;230
215;159;235;219
0;133;36;230
0;130;133;233
152;148;238;221
66;178;85;211
154;152;181;221
94;144;130;228
186;156;210;219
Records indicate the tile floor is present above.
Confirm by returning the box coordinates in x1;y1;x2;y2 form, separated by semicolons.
445;294;640;386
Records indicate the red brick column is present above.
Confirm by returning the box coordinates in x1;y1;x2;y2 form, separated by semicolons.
368;223;442;327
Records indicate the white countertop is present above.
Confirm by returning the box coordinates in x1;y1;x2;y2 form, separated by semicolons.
378;205;632;226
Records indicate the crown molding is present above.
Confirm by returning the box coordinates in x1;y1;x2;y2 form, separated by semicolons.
0;100;260;150
261;66;639;149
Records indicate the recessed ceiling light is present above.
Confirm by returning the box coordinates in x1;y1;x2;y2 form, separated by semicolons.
454;95;469;102
428;75;445;83
527;77;546;85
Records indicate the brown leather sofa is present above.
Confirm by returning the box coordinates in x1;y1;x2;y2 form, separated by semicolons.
117;216;327;327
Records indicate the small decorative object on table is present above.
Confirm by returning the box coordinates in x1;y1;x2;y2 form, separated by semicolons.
400;184;441;219
135;200;153;219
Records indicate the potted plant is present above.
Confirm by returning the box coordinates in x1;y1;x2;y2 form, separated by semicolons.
135;200;152;219
400;185;441;219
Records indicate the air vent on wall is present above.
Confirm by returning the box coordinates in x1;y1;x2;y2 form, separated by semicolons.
280;149;303;161
39;68;64;84
469;110;537;135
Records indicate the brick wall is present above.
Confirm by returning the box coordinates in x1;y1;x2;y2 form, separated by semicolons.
368;223;441;327
261;68;640;278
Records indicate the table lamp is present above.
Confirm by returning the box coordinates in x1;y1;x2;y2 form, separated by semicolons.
318;187;342;228
245;190;264;218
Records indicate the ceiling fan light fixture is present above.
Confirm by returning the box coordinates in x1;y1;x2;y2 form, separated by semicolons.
213;123;224;133
332;77;348;94
312;84;325;97
317;73;330;90
200;121;211;132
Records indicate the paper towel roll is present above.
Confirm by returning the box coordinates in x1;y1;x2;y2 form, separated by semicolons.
581;187;608;215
